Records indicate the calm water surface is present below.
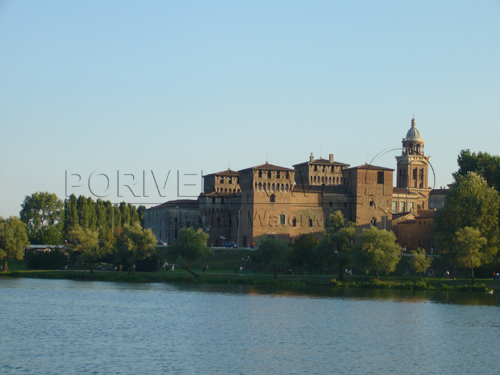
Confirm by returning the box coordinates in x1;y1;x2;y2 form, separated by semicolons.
1;278;499;375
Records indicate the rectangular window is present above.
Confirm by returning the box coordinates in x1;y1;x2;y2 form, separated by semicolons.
309;218;313;227
370;201;374;206
400;201;406;212
292;218;297;227
392;201;397;213
280;214;286;225
377;171;384;184
329;201;333;207
409;202;414;212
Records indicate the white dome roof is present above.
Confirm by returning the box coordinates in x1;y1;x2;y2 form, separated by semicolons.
405;116;423;141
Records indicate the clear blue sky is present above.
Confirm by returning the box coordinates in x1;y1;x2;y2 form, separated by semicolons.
1;0;499;217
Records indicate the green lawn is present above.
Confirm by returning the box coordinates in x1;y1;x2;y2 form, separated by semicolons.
3;248;500;293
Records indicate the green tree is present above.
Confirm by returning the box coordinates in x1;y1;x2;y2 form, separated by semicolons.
137;205;146;228
453;227;487;284
76;195;89;229
410;248;433;282
120;202;131;227
290;234;318;275
257;237;291;279
113;205;122;233
0;216;30;271
69;226;103;273
20;192;63;244
114;223;157;274
95;199;108;238
63;194;79;239
26;250;67;270
453;150;500;193
129;204;139;225
86;197;97;231
170;227;212;277
353;226;401;279
314;211;355;280
434;172;499;264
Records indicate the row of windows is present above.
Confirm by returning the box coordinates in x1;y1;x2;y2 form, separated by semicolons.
216;187;241;193
255;182;290;193
311;176;342;184
392;201;416;213
257;170;290;179
219;176;239;184
312;165;343;173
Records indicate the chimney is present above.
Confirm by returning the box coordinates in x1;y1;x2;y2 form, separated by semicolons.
329;154;334;163
310;153;314;162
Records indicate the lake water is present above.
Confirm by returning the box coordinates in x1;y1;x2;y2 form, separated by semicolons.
1;278;499;375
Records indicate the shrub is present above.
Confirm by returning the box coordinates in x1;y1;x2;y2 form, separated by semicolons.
26;250;67;270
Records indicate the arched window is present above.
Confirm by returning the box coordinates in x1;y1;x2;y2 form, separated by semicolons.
281;184;284;192
258;182;262;191
272;183;275;192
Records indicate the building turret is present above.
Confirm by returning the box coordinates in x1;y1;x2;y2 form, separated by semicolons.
395;116;431;190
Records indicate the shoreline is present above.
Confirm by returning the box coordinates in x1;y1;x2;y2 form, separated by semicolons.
2;270;498;293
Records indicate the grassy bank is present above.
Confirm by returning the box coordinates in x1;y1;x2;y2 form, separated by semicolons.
3;249;500;293
3;269;499;293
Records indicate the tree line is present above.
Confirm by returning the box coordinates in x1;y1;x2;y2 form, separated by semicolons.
18;192;146;245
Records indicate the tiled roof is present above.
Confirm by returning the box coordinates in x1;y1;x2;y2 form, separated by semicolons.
239;162;295;172
345;163;394;171
203;169;240;177
293;158;350;167
415;209;435;218
147;199;199;210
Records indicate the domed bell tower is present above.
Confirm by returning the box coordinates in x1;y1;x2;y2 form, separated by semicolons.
395;116;431;190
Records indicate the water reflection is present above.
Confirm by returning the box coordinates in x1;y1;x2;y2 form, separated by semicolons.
1;278;499;375
166;282;500;306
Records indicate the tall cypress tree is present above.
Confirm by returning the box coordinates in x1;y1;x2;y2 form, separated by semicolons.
95;199;107;238
119;202;131;227
77;195;89;229
137;205;146;228
129;203;139;225
64;194;79;239
113;205;122;234
87;197;97;231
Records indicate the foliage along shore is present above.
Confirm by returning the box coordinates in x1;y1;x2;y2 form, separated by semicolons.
2;269;497;294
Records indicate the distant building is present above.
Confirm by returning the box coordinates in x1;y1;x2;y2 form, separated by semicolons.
145;117;448;249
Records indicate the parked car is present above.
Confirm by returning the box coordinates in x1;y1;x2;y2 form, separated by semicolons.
157;241;167;246
223;241;238;248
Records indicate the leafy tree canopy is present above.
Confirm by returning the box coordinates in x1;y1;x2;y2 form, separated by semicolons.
0;216;30;271
257;237;291;279
20;192;63;244
115;223;157;274
314;211;355;279
69;226;104;273
170;227;212;277
434;172;499;263
453;149;500;193
353;226;400;279
410;248;433;282
290;234;318;275
453;226;487;284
